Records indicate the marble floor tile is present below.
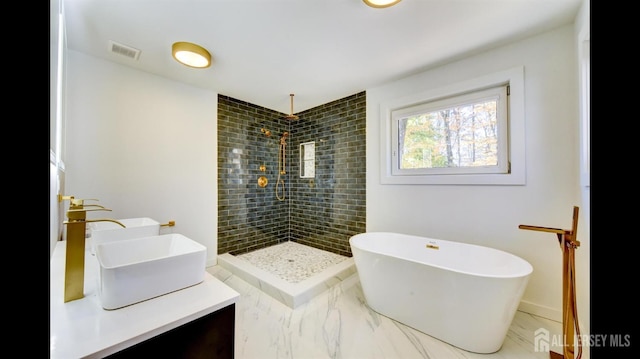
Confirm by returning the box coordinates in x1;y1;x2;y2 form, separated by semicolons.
207;265;580;359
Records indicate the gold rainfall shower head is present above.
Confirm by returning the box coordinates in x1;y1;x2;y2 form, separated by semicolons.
284;94;299;120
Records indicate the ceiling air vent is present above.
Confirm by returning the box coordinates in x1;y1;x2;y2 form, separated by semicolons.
108;40;141;61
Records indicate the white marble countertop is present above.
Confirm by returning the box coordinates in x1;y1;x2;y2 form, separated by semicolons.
50;240;239;359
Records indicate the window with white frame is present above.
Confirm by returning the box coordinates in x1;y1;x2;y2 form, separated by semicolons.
380;66;525;185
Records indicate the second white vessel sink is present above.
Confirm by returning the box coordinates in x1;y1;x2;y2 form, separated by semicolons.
95;233;207;310
89;217;160;253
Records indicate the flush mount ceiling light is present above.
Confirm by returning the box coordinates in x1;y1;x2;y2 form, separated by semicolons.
172;41;211;68
363;0;401;8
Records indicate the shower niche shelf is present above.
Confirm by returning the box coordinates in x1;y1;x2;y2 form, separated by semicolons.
300;141;315;178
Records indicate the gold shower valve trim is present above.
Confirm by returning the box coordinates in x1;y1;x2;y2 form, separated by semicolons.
258;176;268;187
260;165;266;172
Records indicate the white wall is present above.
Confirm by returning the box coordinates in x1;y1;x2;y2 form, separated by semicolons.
574;0;590;353
64;51;219;266
366;22;588;333
50;0;63;259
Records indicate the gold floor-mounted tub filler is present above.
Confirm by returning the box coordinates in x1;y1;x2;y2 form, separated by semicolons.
519;206;582;359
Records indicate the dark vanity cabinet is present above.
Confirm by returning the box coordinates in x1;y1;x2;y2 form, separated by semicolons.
107;304;235;359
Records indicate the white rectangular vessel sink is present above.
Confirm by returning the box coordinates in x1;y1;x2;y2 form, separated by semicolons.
95;233;207;310
89;217;160;253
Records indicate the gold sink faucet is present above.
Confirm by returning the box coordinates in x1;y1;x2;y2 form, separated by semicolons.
60;196;126;302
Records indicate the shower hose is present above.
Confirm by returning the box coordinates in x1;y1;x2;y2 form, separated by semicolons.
276;137;286;201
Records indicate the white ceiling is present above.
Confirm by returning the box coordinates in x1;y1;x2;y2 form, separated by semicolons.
63;0;582;114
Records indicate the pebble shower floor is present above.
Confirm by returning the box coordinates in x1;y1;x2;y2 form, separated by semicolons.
236;241;349;283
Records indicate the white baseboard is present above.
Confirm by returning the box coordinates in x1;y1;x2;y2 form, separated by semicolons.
518;300;561;323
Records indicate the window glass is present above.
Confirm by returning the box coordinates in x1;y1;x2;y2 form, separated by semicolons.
392;85;508;176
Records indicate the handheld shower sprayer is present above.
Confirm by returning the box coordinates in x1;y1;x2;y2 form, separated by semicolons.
275;93;297;201
276;131;288;201
280;131;289;145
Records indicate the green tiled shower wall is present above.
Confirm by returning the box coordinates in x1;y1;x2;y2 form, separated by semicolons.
217;92;366;257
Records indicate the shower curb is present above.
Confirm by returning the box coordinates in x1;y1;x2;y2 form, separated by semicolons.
218;252;356;308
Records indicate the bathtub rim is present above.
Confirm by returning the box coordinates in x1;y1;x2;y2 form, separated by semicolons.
349;231;533;279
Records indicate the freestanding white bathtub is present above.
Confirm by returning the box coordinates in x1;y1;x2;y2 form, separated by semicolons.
349;232;533;353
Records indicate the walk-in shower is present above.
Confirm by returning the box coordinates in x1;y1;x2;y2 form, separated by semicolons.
216;92;366;307
217;91;366;257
